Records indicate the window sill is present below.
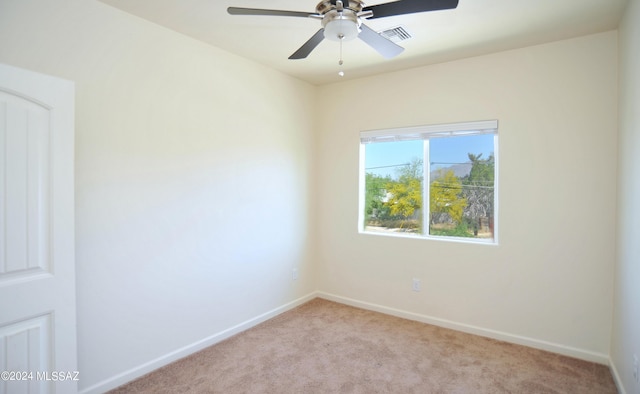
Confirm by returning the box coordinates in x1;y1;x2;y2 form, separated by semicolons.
359;229;498;245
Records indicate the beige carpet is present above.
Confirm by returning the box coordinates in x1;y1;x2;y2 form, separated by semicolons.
111;298;617;393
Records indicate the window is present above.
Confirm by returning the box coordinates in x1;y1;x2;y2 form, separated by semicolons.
359;120;498;243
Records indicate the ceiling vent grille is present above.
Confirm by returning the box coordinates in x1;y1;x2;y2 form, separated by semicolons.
379;26;412;43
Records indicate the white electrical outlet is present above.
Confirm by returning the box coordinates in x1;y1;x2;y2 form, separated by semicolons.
412;278;421;292
292;268;299;281
633;354;639;383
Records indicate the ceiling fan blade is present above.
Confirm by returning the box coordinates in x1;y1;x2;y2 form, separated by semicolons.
227;7;315;18
363;0;458;19
289;29;326;59
358;24;404;59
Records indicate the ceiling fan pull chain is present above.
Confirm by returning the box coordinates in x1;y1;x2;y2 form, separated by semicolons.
338;34;345;77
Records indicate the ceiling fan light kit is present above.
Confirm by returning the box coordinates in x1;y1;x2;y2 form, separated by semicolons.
228;0;458;75
318;0;366;41
322;12;360;42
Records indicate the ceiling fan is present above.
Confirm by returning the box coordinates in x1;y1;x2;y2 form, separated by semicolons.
227;0;459;60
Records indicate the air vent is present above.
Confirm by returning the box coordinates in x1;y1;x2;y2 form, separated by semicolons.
379;26;412;43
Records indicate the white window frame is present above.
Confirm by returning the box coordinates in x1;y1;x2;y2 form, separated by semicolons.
359;120;499;245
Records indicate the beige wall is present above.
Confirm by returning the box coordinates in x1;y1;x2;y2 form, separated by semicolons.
316;31;618;362
0;0;317;391
612;0;640;392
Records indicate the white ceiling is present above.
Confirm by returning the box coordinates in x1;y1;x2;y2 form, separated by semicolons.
99;0;627;85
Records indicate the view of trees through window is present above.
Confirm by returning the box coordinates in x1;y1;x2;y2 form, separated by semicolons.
362;133;496;241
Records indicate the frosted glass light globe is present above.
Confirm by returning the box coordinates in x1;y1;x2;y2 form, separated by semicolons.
323;18;359;41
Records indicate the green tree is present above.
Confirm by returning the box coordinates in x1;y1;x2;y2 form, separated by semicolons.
364;172;391;220
467;153;494;184
430;169;466;225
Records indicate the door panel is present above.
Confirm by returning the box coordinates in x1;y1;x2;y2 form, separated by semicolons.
0;92;51;281
0;314;51;394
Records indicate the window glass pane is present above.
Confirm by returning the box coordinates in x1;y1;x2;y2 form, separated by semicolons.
429;134;495;239
363;140;424;234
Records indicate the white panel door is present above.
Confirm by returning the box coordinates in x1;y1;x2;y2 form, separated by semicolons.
0;64;76;394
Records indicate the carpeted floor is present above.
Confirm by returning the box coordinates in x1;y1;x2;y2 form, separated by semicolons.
111;298;617;393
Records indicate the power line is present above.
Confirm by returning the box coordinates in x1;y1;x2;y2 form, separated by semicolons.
368;162;493;170
365;163;410;170
432;184;495;190
430;161;493;165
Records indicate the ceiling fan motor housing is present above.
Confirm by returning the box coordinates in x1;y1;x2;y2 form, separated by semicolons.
318;0;364;41
316;0;364;14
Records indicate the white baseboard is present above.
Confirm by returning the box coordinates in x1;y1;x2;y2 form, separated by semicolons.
79;292;318;394
317;292;611;366
609;358;628;394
